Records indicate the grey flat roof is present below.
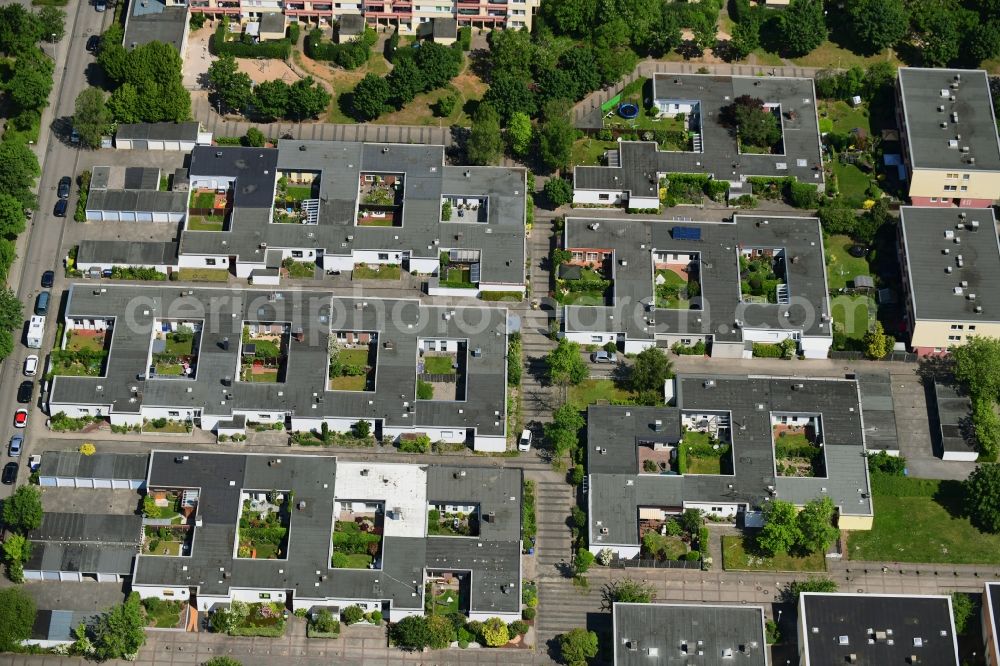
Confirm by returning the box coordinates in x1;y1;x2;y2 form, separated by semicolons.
339;14;365;34
123;0;187;51
116;122;201;142
987;583;1000;652
588;375;872;549
799;593;959;666
178;141;526;286
898;68;1000;172
31;610;101;642
855;371;898;452
259;13;284;33
76;240;179;267
29;512;143;545
123;167;162;191
899;206;1000;323
432;18;457;39
38;450;148;480
25;542;137;575
86;189;188;214
933;381;976;455
562;215;831;343
50;285;508;437
575;74;824;184
134;452;520;614
614;602;767;666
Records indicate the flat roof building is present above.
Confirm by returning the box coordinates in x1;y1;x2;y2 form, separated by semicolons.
586;374;874;558
37;450;149;489
131;451;522;621
122;0;190;53
798;593;959;666
984;582;1000;666
896;68;1000;207
48;285;510;451
614;602;768;665
23;512;142;583
173;141;526;294
897;206;1000;354
574;74;824;208
560;215;832;358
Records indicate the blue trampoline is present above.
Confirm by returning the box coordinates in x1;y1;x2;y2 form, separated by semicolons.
618;103;639;119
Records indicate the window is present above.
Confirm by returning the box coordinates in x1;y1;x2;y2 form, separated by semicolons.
948;335;962;341
258;414;270;419
963;174;971;180
681;339;692;345
951;325;964;330
930;197;938;202
944;185;958;192
291;251;303;259
591;335;603;343
168;411;180;417
712;506;723;512
969;326;977;331
442;431;453;438
586;252;599;262
598;193;610;201
205;258;217;266
378;253;390;261
259;593;271;600
961;186;968;191
80;408;90;415
162;590;175;597
426;340;436;351
946;173;958;179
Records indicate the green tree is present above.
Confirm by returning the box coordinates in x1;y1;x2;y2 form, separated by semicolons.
953;336;1000;399
631;347;672;394
723;95;780;151
601;578;655;609
728;13;761;60
426;614;456;649
107;82;141;123
796;496;840;554
2;484;43;533
207;55;253;113
507;111;533;157
0;587;35;652
0;5;41;55
779;0;827;57
92;592;146;660
644;7;682;57
691;14;718;54
0;138;40;208
251;79;290;122
467;103;504;166
243;127;265;147
0;287;22;332
353;420;371;438
7;56;54;113
351;73;390;121
37;6;65;42
390;615;431;649
536;100;576;173
544;177;573;207
863;320;892;359
545;338;588;386
867;451;906;476
558;628;598;666
965;464;1000;533
573;548;595;575
846;0;908;54
73;87;111;149
0;193;26;240
952;592;974;634
544;404;585;458
414;41;462;91
341;605;364;624
286;77;331;120
480;617;509;647
386;55;424;108
757;499;800;556
784;577;837;601
482;72;537;122
915;6;960;67
432;94;456;118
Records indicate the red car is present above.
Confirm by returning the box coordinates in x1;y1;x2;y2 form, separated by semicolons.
13;409;27;428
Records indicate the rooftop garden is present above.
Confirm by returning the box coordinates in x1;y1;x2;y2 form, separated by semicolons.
676;428;732;475
427;506;479;537
352;263;401;280
151;323;200;378
142;490;193;521
188;189;228;232
273;172;319;224
722;95;784;155
555;262;612;306
425;577;467;616
739;253;785;304
143;525;192;556
328;334;376;391
331;509;383;569
438;251;477;289
417;343;463;401
441;195;488;223
237;491;291;560
773;422;826;478
654;267;699;310
52;329;109;377
357;172;403;226
240;324;288;383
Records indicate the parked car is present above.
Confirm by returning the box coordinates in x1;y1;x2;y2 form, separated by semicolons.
34;290;50;316
57;176;71;199
95;0;107;11
41;270;54;288
17;381;33;404
24;355;38;376
518;429;533;452
2;462;18;484
590;350;617;364
8;435;22;457
13;409;27;428
54;199;67;217
70;129;80;145
86;35;100;52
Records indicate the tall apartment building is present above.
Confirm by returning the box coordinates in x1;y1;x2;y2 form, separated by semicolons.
189;0;538;32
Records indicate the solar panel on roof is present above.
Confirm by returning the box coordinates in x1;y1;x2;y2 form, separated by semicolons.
671;226;701;241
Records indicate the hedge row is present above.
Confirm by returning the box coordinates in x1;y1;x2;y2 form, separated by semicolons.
211;20;292;59
305;26;375;69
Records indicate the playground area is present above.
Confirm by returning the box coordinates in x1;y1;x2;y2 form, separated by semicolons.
184;24;303;90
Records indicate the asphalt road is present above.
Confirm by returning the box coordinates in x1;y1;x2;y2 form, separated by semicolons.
0;0;111;498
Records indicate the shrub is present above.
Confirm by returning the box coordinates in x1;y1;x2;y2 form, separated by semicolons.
570;464;585;485
211;20;292;59
367;610;382;625
306;26;376;69
457;26;472;51
480;617;509;647
522;607;536;620
78;442;96;456
341;605;364;625
398;434;431;453
417;379;434;399
243;127;265;147
433;94;457;117
509;620;529;636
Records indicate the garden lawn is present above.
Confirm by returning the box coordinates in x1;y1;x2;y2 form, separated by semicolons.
145;420;189;433
825;234;871;291
847;477;1000;565
337;348;370;366
831;295;871;342
285;261;316;279
446;267;471;284
424;356;455;374
721;535;826;572
428;589;461;615
820;99;873;137
571;138;619;167
246;369;279;383
353;264;400;280
285;185;315;201
66;332;104;352
655;269;689;309
177;268;229;282
329;375;367;390
832;161;871;202
165;335;194;356
643;532;688;560
143;601;183;628
187;215;225;232
154;362;184;376
790;42;900;69
568;379;635;411
338;553;373;568
192;192;216;209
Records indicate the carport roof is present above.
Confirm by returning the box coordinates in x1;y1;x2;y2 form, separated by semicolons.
933;381;977;455
38;450;149;481
116;122;201;143
85;189;188;214
29;512;143;546
25;543;137;575
76;240;179;267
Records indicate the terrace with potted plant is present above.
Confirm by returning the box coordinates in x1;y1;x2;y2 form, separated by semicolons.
328;331;377;391
236;490;291;560
187;189;229;232
357;172;403;227
273;171;320;225
331;500;383;569
51;327;111;377
240;323;290;383
437;250;480;289
149;321;201;378
426;503;480;537
557;251;613;306
441;195;488;223
739;249;787;304
416;339;466;401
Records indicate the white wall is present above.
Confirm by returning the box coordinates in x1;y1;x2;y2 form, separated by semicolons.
800;335;832;360
683;501;741;519
142;406;198;423
234;409;284;423
480;283;526;294
628;195;660;209
230;588;287;605
470;611;521;623
474;434;506;452
354;249;403;265
178;254;231;270
428;285;482;298
384;425;467;444
573;189;624;205
563;330;614;346
290;416;328;432
587;544;640;559
133;584;190;603
249;272;280;286
623;339;656;354
410;257;439;274
943;450;980;462
48;402;112;419
420;339;460;352
280;248;317;261
323;254;355;271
